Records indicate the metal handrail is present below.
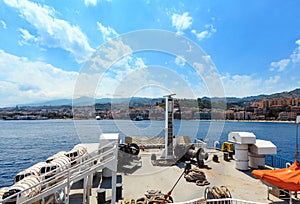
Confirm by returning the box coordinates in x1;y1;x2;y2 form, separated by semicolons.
0;141;118;204
25;149;117;204
174;198;264;204
26;143;118;204
205;198;264;204
265;154;294;169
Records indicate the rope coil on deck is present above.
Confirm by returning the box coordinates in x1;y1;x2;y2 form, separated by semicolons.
204;186;232;199
184;167;210;186
118;190;173;204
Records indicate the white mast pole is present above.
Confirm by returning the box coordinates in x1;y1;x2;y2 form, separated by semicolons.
165;96;169;158
163;94;176;159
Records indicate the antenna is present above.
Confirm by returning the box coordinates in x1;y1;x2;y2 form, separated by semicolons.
296;116;300;161
164;93;176;159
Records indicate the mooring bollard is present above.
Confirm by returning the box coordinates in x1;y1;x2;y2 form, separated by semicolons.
224;152;229;161
97;188;106;204
116;183;123;201
213;154;219;162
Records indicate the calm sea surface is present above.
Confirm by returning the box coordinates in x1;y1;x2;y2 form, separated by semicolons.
0;119;298;187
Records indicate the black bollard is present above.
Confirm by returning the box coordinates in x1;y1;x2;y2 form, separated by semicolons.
224;152;229;161
213;154;219;162
97;188;106;204
116;183;123;201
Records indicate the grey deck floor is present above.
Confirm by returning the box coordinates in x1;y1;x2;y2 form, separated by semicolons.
70;149;298;203
121;149;294;203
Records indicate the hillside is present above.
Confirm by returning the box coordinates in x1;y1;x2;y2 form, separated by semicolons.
209;88;300;103
19;88;300;107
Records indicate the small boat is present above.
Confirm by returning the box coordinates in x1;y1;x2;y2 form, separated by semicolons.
135;116;143;121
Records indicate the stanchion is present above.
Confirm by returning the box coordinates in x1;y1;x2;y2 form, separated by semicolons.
97;188;106;204
116;183;122;201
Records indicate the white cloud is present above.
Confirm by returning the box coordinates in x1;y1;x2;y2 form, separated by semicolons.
269;39;300;73
3;0;94;63
270;59;290;72
109;66;197;99
219;73;295;98
193;62;204;75
0;50;78;107
221;74;263;97
202;55;211;63
19;28;37;45
191;24;216;41
97;22;118;42
0;20;7;29
175;56;186;67
84;0;112;7
84;0;97;6
171;12;192;34
87;38;133;72
191;30;208;41
206;24;216;32
134;57;147;69
291;39;300;63
265;75;280;84
74;38;149;99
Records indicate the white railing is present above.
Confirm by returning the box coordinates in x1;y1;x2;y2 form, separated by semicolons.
0;141;118;204
205;199;265;204
174;198;264;204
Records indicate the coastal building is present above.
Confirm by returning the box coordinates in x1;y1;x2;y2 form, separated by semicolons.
225;110;234;120
234;111;244;120
288;111;297;120
278;111;288;121
291;106;300;115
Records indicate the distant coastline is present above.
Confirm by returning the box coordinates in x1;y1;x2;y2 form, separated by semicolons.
1;117;296;124
1;88;300;122
223;119;295;124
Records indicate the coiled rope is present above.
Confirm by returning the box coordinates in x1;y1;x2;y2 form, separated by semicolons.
184;166;210;186
118;192;173;204
204;186;232;199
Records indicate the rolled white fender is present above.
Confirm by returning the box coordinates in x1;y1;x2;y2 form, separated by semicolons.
14;162;47;183
3;175;41;202
46;151;68;163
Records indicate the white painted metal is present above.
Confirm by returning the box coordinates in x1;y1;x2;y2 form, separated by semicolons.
100;133;119;178
235;144;249;170
163;94;175;159
249;139;277;155
228;132;256;144
164;95;169;159
248;152;265;169
248;139;277;168
213;141;219;150
0;142;118;204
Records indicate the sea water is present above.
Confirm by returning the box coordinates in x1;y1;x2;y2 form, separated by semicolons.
0;119;298;187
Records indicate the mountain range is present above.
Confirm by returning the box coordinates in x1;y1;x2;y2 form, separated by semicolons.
21;88;300;107
22;97;164;107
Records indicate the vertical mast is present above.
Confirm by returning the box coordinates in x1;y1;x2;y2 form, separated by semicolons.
296;116;300;161
164;94;176;159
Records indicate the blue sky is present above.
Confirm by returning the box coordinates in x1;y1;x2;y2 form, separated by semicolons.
1;0;300;107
